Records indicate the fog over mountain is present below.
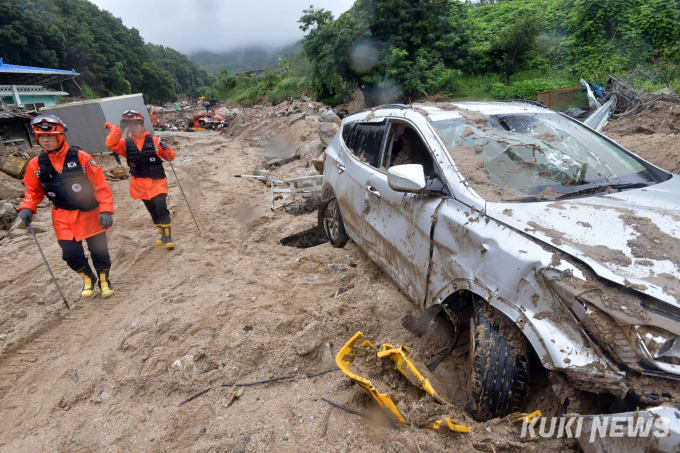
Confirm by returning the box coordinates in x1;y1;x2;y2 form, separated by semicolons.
88;0;354;54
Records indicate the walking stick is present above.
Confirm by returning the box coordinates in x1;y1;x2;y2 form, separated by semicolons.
166;157;200;232
28;225;70;309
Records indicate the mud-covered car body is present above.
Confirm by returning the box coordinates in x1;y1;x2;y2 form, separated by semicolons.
320;101;680;392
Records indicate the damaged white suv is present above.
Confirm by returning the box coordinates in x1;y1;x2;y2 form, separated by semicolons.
319;101;680;421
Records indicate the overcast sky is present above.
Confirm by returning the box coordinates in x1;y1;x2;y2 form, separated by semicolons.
88;0;355;54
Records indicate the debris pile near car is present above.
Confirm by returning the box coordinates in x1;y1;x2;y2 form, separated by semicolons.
604;92;680;174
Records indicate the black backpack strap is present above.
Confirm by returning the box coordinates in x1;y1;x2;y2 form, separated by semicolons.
37;151;55;181
142;135;156;151
66;146;81;161
125;137;137;153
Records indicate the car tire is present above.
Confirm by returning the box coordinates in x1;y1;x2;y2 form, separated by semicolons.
465;301;529;421
322;198;349;248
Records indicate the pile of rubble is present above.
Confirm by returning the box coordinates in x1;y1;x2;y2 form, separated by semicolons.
224;99;344;176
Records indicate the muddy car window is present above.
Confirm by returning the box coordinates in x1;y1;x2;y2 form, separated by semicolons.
432;113;661;202
386;124;435;179
346;123;386;168
341;122;355;145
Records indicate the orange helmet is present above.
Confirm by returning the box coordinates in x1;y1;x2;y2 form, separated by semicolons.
121;109;144;128
31;115;68;136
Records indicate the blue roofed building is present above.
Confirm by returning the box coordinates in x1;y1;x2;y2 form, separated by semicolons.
0;58;79;111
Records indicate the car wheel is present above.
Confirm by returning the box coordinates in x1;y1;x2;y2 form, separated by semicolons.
322;198;349;248
466;301;529;421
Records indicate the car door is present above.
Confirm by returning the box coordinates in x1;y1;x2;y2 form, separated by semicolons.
364;119;450;305
333;121;387;245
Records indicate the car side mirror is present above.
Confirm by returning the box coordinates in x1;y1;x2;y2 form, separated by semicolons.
387;164;427;192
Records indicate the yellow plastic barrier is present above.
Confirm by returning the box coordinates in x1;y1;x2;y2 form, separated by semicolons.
335;332;473;432
335;332;406;423
425;418;474;433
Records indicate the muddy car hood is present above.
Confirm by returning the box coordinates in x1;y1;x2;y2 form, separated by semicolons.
485;176;680;306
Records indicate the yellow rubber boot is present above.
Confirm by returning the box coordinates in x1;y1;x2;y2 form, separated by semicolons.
77;265;97;298
97;268;115;299
162;224;175;249
155;224;165;246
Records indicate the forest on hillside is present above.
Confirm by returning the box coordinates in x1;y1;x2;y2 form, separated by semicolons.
213;0;680;107
0;0;214;103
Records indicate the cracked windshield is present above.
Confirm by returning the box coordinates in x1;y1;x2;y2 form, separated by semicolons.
432;113;659;201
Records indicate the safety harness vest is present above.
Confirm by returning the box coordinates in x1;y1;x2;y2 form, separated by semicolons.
125;136;166;180
38;147;99;212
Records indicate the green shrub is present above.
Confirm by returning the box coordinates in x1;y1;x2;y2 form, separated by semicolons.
197;86;220;104
80;82;98;100
491;78;577;100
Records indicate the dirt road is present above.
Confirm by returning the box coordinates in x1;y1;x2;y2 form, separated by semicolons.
0;129;573;452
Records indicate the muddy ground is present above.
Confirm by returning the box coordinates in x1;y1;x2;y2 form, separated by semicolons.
604;100;680;173
0;100;677;452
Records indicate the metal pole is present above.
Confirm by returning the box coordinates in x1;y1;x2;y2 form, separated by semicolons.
28;225;70;309
167;158;200;232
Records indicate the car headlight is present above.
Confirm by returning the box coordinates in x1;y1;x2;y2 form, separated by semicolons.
542;268;645;370
543;268;680;372
635;326;678;364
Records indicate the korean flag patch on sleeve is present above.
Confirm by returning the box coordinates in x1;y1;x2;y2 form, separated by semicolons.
89;158;98;168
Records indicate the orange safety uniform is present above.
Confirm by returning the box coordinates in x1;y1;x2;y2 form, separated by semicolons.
19;141;114;242
105;125;176;200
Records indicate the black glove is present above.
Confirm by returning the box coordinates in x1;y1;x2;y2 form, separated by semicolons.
159;140;168;151
99;212;113;229
18;209;33;227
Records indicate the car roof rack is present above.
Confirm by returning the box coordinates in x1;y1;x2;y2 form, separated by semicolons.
496;99;551;109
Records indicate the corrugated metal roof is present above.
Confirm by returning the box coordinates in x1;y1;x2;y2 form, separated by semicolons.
0;58;79;86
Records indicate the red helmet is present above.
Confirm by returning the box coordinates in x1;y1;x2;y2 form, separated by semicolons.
121;109;144;128
31;115;68;136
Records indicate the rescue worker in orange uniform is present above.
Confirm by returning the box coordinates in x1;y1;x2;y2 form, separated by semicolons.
104;110;177;248
17;115;115;299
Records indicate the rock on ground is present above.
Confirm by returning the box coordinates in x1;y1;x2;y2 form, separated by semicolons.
320;110;341;126
0;171;25;201
318;123;339;147
293;320;325;356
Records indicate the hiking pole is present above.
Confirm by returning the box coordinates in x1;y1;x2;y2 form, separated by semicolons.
28;225;70;310
166;158;200;232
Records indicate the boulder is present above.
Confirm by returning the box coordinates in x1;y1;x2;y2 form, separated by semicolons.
0;203;17;230
289;112;306;125
312;158;325;174
0;171;25;200
293;320;325;356
320;109;342;126
304;139;325;158
267;154;300;168
333;108;349;119
318;122;339;147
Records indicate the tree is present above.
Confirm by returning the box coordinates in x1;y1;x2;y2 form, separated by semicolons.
298;6;334;32
489;15;541;85
300;0;471;104
139;62;176;104
105;62;131;96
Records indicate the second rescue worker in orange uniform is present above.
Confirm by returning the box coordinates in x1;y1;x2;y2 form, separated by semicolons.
105;110;177;248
